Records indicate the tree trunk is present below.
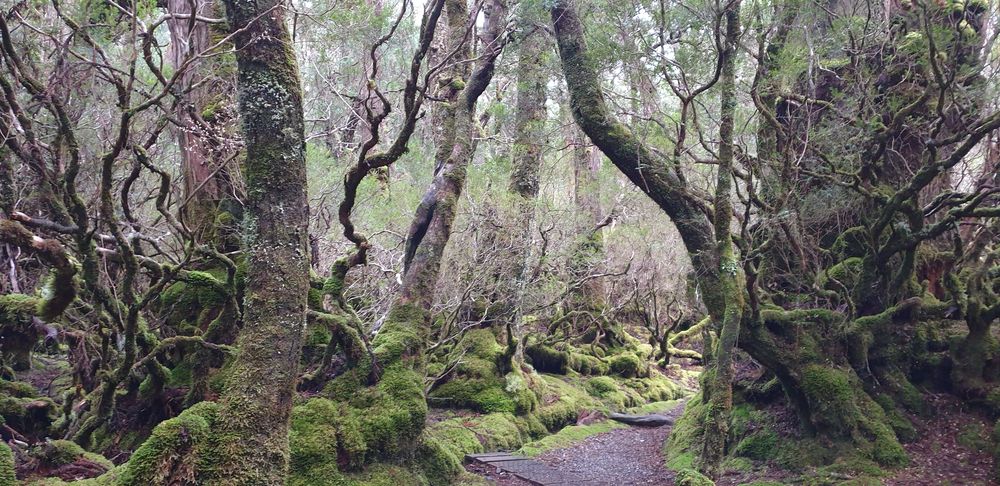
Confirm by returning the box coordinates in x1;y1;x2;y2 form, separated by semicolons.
548;0;724;321
212;0;310;482
166;0;239;244
505;9;548;366
400;0;509;307
700;1;744;477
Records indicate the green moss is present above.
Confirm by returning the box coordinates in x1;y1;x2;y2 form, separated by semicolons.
675;468;714;485
37;440;85;466
664;393;705;471
721;456;753;473
733;430;779;460
800;365;907;467
115;401;219;484
585;376;619;397
817;257;863;290
525;344;570;374
609;353;644;378
956;423;991;452
831;227;868;258
0;379;38;397
627;399;685;414
0;442;14;486
517;421;624;456
564;350;608;375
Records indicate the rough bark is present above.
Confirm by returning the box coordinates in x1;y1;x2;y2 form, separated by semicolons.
569;123;607;304
503;10;548;366
166;0;239;244
400;0;509;307
700;1;744;477
212;0;310;482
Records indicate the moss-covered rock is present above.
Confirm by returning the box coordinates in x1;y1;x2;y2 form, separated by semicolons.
609;353;645;378
114;401;219;484
0;380;56;439
525;343;570;374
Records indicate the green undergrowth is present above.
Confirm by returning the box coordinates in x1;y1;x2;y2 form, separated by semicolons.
28;323;690;485
665;392;904;485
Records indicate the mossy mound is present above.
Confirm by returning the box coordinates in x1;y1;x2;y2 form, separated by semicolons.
428;329;537;414
0;442;14;486
666;389;902;483
0;380;56;439
310;363;428;471
114;401;220;484
799;365;907;467
156;269;231;331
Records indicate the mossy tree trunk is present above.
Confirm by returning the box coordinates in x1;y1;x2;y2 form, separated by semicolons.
166;0;241;245
699;1;744;478
400;0;509;308
569;123;607;306
504;9;548;367
212;0;310;483
548;0;724;322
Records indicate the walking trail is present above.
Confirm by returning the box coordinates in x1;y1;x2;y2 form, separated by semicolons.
468;393;998;486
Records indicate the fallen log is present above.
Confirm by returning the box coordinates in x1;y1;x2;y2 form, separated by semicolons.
608;412;674;427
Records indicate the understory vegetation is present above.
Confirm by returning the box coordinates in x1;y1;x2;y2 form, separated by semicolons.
0;0;998;484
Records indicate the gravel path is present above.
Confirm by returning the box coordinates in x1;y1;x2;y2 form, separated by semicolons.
531;403;686;485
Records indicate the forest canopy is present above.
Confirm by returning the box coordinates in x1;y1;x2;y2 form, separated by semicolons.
0;0;998;484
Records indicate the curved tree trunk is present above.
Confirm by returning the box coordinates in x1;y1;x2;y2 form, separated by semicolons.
548;0;724;320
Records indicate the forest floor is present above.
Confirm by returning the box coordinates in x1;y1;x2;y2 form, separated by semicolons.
885;393;996;486
467;392;998;485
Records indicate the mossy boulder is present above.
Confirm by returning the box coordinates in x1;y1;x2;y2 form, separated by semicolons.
609;353;646;378
0;380;56;439
114;401;219;484
525;343;570;374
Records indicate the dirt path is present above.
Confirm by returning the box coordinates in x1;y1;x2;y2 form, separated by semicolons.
469;394;999;485
536;404;684;485
466;403;684;485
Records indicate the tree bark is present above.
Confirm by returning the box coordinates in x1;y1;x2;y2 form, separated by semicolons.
548;0;724;319
700;1;744;477
505;9;548;366
166;0;239;244
400;0;509;308
213;0;310;482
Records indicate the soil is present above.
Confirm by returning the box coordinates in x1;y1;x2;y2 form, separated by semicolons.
887;393;997;486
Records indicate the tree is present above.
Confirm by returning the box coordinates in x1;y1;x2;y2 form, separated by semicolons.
210;0;310;481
